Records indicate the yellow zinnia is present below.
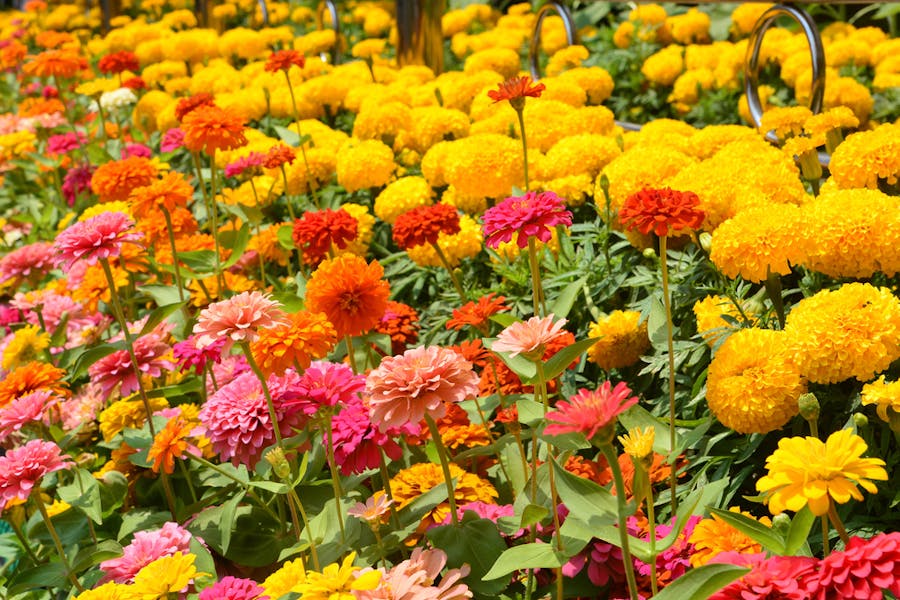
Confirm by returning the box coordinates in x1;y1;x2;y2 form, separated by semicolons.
295;553;381;600
131;552;201;599
756;428;887;516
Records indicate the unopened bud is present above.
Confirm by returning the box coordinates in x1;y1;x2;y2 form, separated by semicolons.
698;231;712;253
265;447;291;480
642;247;657;260
771;512;791;536
798;393;820;422
853;412;869;429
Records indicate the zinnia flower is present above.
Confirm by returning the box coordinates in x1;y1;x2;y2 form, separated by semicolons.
367;345;479;432
375;301;420;355
392;203;461;250
813;531;900;600
0;439;72;502
304;255;390;338
756;428;888;516
147;416;195;474
329;393;407;475
128;171;194;217
291;208;358;266
130;552;198;598
709;555;818;600
181;104;248;155
619;187;705;237
545;381;639;443
265;49;305;73
54;211;143;270
100;522;193;584
192;291;287;352
97;51;140;75
224;152;265;179
90;156;158;202
446;293;509;332
283;360;365;417
0;361;68;407
0;390;56;441
355;548;472;600
263;143;295;170
174;93;215;123
482;191;573;249
88;332;175;398
487;75;546;110
348;494;393;526
23;49;87;79
250;311;337;376
491;314;568;361
61;164;94;205
198;576;267;600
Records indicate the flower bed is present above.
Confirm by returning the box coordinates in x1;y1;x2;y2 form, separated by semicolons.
0;1;899;599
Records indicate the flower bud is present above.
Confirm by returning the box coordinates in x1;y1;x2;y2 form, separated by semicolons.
265;447;291;480
771;512;791;536
642;247;657;260
698;231;712;253
853;412;869;429
798;392;820;422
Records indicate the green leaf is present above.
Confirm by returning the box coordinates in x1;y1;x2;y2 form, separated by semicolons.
519;503;549;528
483;542;566;580
536;336;598;383
427;515;509;595
271;292;305;313
139;301;187;336
784;506;815;556
97;471;128;518
117;509;171;541
177;250;217;274
219;491;246;555
647;294;668;346
550;457;617;528
48;312;70;348
277;224;296;250
650;563;749;600
274;125;300;146
709;507;785;554
248;480;289;494
618;404;674;455
140;284;185;307
515;397;546;428
220;224;251;269
7;562;68;596
71;540;123;573
57;468;103;524
549;277;587;319
68;341;124;380
489;313;519;328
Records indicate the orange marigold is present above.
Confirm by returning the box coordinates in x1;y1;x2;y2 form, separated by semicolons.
129;171;194;217
148;416;192;474
181;105;247;156
137;206;199;246
23;49;87;79
392;203;461;250
375;300;420;355
0;361;68;407
305;255;390;338
249;310;338;376
619;187;705;237
91;157;159;202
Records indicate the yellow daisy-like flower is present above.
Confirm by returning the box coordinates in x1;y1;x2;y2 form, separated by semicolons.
756;428;888;516
706;328;806;435
1;325;50;370
73;581;133;600
131;552;201;599
586;310;650;371
74;77;120;98
861;376;900;427
619;426;654;460
99;396;170;442
295;553;381;600
261;557;307;599
374;176;434;225
688;508;771;567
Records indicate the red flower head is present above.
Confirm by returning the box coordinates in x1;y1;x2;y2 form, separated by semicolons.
619;187;705;237
263;143;296;170
392;203;461;250
545;381;639;444
709;555;818;600
488;75;546;110
122;76;146;91
291;208;358;266
98;50;140;75
482;191;573;249
174;93;216;123
265;49;306;73
375;300;420;355
812;532;900;600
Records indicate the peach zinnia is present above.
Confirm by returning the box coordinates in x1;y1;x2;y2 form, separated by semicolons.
367;345;479;432
305;255;390;338
193;291;287;351
181;104;248;156
492;314;568;361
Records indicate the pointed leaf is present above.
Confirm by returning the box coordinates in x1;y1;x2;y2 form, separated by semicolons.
139;301;187;336
534;337;598;383
483;542;567;580
7;562;68;596
550;457;617;527
784;506;815;556
427;516;509;595
57;468;103;524
71;540;123;573
220;224;251;269
549;277;587;319
219;491;246;554
709;507;785;554
651;563;749;600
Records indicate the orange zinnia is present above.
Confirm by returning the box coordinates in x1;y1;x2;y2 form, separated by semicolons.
98;50;140;75
147;417;192;474
0;41;27;69
136;207;199;245
174;93;215;123
619;187;705;238
487;75;546;110
91;156;159;202
264;49;305;73
305;255;390;338
250;310;337;376
446;293;509;332
23;49;87;79
181;105;247;156
35;31;74;49
0;361;68;407
129;171;194;217
18;97;66;117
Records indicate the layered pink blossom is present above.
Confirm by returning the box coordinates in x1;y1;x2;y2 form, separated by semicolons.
58;382;106;433
491;314;568;359
709;555;818;600
173;336;226;375
160;128;185;153
812;532;900;600
0;439;73;502
198;576;268;600
99;522;193;584
53;211;143;270
0;241;55;284
367;345;479;432
329;393;410;475
355;548;472;600
62;164;94;206
224;152;265;178
544;381;639;441
482;191;572;249
89;332;176;398
123;143;152;159
46;131;86;156
0;390;57;441
193;291;286;351
283;360;365;417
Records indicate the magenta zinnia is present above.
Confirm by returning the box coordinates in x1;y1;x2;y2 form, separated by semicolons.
53;211;143;270
545;381;639;443
0;439;73;502
482;191;573;249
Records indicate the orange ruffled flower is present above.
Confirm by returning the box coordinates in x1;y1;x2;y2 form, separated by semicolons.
392;203;460;250
488;75;546;110
148;416;192;474
98;51;140;75
265;49;306;73
91;156;159;202
250;310;338;376
0;361;68;408
263;144;296;170
375;300;420;355
181;105;247;155
23;49;87;79
0;41;27;69
619;187;705;237
446;293;509;332
19;97;65;117
305;255;390;338
129;171;194;218
175;93;216;123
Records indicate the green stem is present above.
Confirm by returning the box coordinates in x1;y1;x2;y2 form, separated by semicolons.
431;242;465;301
599;443;639;600
325;411;347;544
527;237;545;317
240;342;285;452
764;268;786;329
208;150;224;291
425;413;459;526
645;468;659;596
161;206;186;303
9;518;40;565
283;71;320;206
178;459;198;504
827;500;850;545
32;489;85;593
821;515;830;554
344;335;359;374
159;463;179;521
186;452;282;523
659;235;678;514
515;107;529;191
289;488;321;569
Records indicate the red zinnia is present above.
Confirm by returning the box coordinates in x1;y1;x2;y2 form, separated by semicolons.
710;555;818;600
265;49;305;73
98;50;140;75
375;300;420;355
488;75;546;109
263;143;296;170
482;191;573;249
446;293;509;332
812;532;900;600
544;381;639;443
392;203;461;250
619;187;705;237
291;208;358;265
174;93;216;123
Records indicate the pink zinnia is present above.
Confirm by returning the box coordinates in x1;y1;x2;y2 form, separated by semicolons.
198;370;306;467
46;131;86;157
491;314;568;360
123;143;152;159
367;345;479;432
58;383;105;433
0;439;73;502
329;393;407;475
482;191;573;249
160;128;185;153
544;381;639;442
0;389;57;442
355;548;472;600
224;152;265;179
173;336;226;375
53;211;143;270
812;532;900;600
438;501;515;528
99;522;193;584
0;241;55;284
709;555;819;600
89;332;176;398
207;354;249;395
192;291;287;352
62;164;95;206
198;576;268;600
283;360;366;417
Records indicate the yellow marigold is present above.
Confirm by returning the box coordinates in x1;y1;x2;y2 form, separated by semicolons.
346;84;410;114
132;552;201;598
374;176;434;225
300;74;352;115
441;134;524;198
442;424;492;449
586;310;650;371
813;76;874;124
756;428;887;516
825;37;871;68
2;325;50;370
666;8;710;45
804;106;859;142
784;283;900;384
296;553;381;600
687;125;759;160
523;100;577;152
542;134;620;180
642;45;684;87
363;6;392;36
406;106;470;154
546;44;589;77
535;79;586;108
669;68;715;113
693;294;759;345
706;328;805;434
406;214;483;267
338;203;376;257
828;123;900;189
282;148;335;196
463;47;520;79
628;3;669;44
598;145;696;215
336;139;395;193
189;271;255;307
352;101;412;147
250;310;337;376
759;106;813;140
739;84;775;124
262;557;307;599
132;90;173;135
441;185;487;216
689;508;771;567
388;461;498;532
351;38;387;60
539;174;594;206
731;3;774;38
861;376;900;428
709;204;808;283
99;396;170;442
558;66;615;105
613;21;636;49
436;70;504;113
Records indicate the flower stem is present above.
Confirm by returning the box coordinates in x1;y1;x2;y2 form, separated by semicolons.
344;335;359;374
764;267;786;329
644;468;659;596
821;515;830;554
325;411;347;544
527;237;545;317
208;149;224;292
431;241;465;301
161;206;186;304
599;443;639;600
425;413;459;526
283;70;320;206
32;489;85;593
289;488;321;569
515;108;530;191
827;500;850;545
159;462;179;521
659;235;678;513
9;517;41;565
239;342;285;453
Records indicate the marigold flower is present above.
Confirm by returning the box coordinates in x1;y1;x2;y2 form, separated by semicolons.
291;208;358;266
91;156;159;202
193;291;287;352
446;293;509;332
488;75;546;110
128;171;194;217
250;310;337;376
756;428;888;516
492;314;568;361
619;187;705;237
147;416;193;474
181;104;247;155
689;508;770;567
0;361;68;407
586;310;650;370
393;203;461;250
265;49;306;73
98;51;140;75
693;295;759;345
0;439;73;503
545;381;639;444
54;211;143;270
305;255;390;338
482;190;573;249
374;176;435;225
367;345;479;432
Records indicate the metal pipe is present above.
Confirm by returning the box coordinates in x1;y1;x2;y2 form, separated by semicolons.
257;0;268;27
744;4;825;143
529;1;578;80
396;0;445;74
317;0;341;65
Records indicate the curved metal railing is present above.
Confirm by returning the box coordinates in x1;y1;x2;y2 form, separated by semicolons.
317;0;341;64
529;1;578;80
